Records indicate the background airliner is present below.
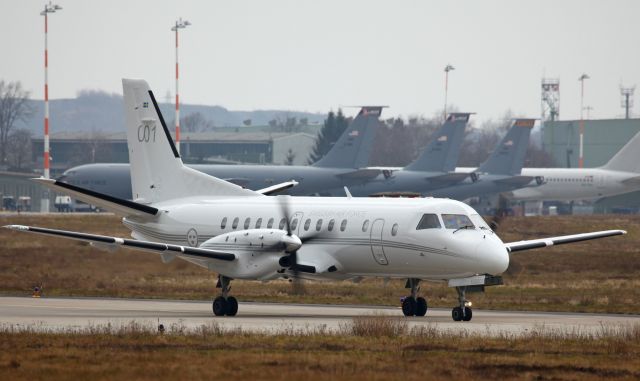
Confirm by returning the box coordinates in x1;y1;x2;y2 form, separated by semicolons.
5;79;625;322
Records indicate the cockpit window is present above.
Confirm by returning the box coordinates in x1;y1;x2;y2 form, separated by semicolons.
469;214;491;230
441;214;474;230
416;214;441;230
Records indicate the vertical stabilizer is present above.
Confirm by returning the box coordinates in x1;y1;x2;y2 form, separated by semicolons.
404;113;470;172
601;130;640;173
312;106;383;169
477;119;535;175
122;79;257;203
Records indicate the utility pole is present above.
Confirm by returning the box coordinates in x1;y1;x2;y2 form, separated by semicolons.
171;18;191;154
620;86;635;119
443;64;455;120
40;1;62;212
578;73;589;168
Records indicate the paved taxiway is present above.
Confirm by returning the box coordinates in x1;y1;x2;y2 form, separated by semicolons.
1;296;638;335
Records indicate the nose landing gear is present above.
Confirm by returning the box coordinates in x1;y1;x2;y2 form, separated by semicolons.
451;286;472;322
212;275;238;316
401;278;428;317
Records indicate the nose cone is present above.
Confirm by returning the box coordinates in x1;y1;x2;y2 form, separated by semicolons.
282;234;302;252
476;235;510;275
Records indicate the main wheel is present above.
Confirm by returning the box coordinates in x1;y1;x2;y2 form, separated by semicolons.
401;297;416;316
415;297;428;317
451;306;463;321
463;307;472;321
212;296;228;316
226;296;238;316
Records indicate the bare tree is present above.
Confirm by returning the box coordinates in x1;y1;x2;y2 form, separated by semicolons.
0;80;34;166
180;112;207;133
6;128;33;171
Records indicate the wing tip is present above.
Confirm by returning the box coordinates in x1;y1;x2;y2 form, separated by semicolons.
4;224;28;231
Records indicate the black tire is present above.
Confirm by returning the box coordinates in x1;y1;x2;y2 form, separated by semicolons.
451;306;463;321
226;296;238;316
415;297;428;317
463;307;472;321
212;296;227;316
401;297;416;316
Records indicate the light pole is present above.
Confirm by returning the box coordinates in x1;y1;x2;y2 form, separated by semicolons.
443;64;455;120
171;18;191;154
578;73;589;168
41;1;62;212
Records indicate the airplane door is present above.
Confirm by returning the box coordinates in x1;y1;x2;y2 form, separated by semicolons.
370;219;389;265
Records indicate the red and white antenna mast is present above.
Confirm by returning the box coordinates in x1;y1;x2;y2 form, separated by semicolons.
171;18;191;155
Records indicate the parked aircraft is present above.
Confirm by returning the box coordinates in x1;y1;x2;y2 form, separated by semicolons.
455;129;640;202
5;79;625;321
58;105;385;200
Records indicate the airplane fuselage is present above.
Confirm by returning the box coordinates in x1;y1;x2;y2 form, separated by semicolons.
123;196;509;281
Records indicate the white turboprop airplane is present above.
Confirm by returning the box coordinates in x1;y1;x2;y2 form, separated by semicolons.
456;129;640;202
5;80;626;322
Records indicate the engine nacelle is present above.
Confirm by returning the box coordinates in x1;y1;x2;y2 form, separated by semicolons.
199;229;296;280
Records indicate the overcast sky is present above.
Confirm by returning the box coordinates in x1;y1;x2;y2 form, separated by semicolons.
2;0;639;122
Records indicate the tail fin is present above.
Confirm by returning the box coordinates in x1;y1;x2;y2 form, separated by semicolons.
477;119;535;175
601;130;640;173
312;106;383;169
122;79;257;203
404;113;470;172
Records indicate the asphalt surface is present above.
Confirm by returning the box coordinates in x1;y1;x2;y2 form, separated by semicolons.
1;296;638;335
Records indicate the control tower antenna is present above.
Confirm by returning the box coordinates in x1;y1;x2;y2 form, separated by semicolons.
620;85;635;119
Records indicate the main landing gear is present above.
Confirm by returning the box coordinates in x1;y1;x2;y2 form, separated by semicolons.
451;286;472;322
401;278;428;317
212;275;238;316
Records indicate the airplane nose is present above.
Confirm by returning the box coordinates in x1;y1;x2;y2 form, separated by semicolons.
476;237;510;274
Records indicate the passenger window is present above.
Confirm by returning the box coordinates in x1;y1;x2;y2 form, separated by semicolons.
416;214;441;230
362;219;370;232
391;223;399;236
340;219;348;232
232;217;239;229
255;218;262;229
316;219;323;231
244;217;251;229
441;214;475;230
220;217;227;229
279;218;286;230
291;218;299;231
304;218;311;231
267;218;274;229
328;219;335;232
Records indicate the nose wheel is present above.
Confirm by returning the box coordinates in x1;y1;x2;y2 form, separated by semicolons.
451;286;472;322
401;278;428;317
212;275;238;316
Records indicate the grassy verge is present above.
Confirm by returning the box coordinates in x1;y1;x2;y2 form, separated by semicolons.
1;317;639;380
1;213;639;313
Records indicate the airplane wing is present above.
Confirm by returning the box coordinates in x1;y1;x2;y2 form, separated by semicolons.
33;178;158;218
336;168;382;180
426;172;470;184
256;180;299;195
4;225;236;262
493;175;536;186
505;230;626;252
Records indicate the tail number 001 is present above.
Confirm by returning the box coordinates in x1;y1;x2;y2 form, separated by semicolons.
138;124;157;143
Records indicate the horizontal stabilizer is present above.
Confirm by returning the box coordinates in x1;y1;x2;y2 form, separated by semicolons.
622;175;640;186
33;178;158;217
492;175;536;186
257;180;299;195
4;225;236;262
505;230;626;252
337;168;382;180
426;172;469;184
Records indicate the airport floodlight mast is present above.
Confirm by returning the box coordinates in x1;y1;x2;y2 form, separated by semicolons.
443;64;455;120
578;73;589;168
541;78;560;122
40;1;62;212
620;86;635;119
171;18;191;154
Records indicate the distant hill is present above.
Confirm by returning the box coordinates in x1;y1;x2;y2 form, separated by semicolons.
16;91;325;134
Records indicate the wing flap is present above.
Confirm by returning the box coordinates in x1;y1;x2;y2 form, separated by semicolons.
4;225;236;262
505;230;626;253
35;178;158;218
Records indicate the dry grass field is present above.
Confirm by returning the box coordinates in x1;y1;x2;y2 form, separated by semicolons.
1;213;639;314
1;318;639;380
